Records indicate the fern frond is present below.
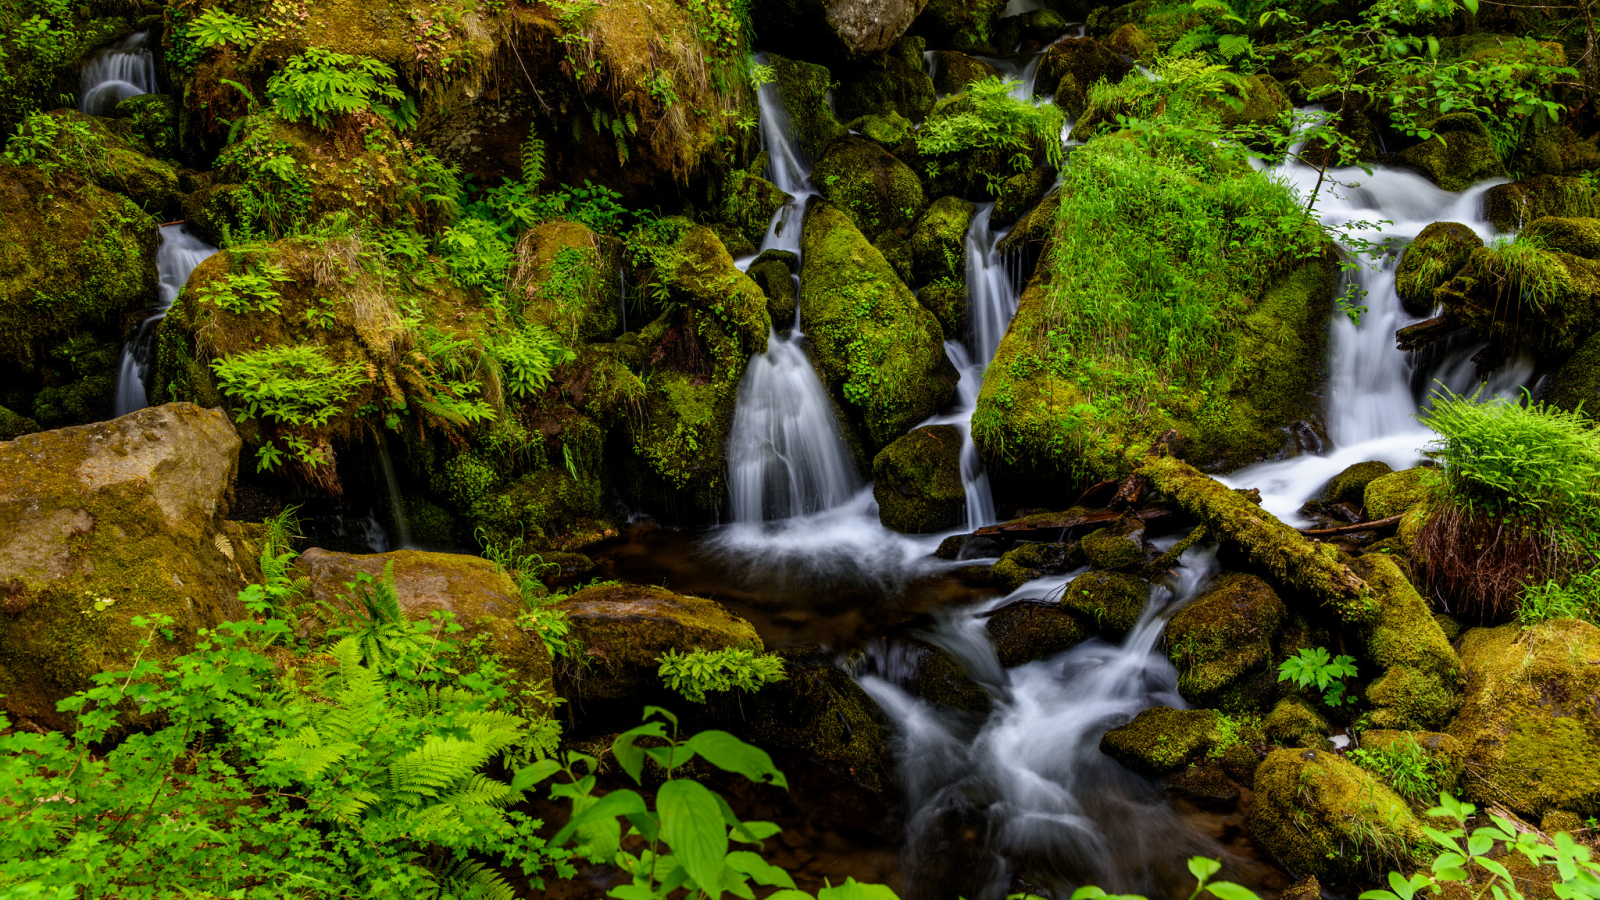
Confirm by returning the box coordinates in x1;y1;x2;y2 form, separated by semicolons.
389;736;489;799
213;533;236;560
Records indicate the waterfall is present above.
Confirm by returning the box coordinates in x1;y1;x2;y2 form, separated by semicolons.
114;225;219;417
80;32;157;115
376;435;414;549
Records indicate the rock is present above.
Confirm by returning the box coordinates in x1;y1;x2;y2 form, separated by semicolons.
920;90;1061;201
1552;329;1600;419
0;403;251;731
917;281;968;339
1396;222;1483;315
910;195;976;287
873;424;965;533
992;541;1085;592
834;57;937;124
1322;461;1393;506
812;136;928;243
994;8;1069;52
1364;468;1428;519
748;252;799;328
1062;570;1148;639
992;167;1055;229
720;170;792;251
848;111;920;161
1036;36;1133;111
298;547;554;707
1433;239;1600;354
913;641;992;713
1515;126;1600;179
1522;216;1600;260
1214;74;1291;133
1391;113;1506;193
1080;518;1146;570
752;0;930;64
929;51;1002;95
1352;553;1463;730
996;187;1058;280
1166;573;1285;711
555;583;762;702
1162;763;1241;809
912;0;1008;54
1485;175;1597;233
508;219;621;343
799;203;958;452
1280;876;1321;900
113;93;179;159
1099;706;1223;776
1251;748;1422;881
986;603;1090;666
743;645;894;793
1105;23;1157;61
0;404;39;440
29;110;181;216
1449;620;1600;819
771;54;848;161
1263;697;1329;747
1361;729;1467;795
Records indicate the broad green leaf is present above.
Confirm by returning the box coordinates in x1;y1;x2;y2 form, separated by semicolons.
1206;881;1261;900
553;789;648;845
612;723;667;785
818;879;901;900
1461;0;1478;14
510;758;561;792
688;730;789;788
659;779;729;898
643;705;679;728
727;850;798;888
1189;857;1223;883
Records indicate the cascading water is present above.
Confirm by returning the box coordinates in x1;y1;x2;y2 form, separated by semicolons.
114;225;219;416
79;32;158;115
376;436;414;550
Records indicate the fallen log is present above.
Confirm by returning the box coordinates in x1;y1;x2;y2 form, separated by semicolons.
971;505;1175;540
1396;316;1451;351
1297;514;1403;536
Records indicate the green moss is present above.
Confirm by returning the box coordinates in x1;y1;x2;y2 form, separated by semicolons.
799;203;957;452
1264;697;1330;746
0;402;38;439
1365;468;1428;519
912;0;1008;54
1435;240;1600;354
511;219;621;343
812;137;927;243
1361;729;1467;795
1167;572;1285;711
771;54;846;160
1106;24;1157;61
993;167;1055;229
834;57;936;124
928;51;1001;95
1214;74;1290;134
744;646;892;793
1392;113;1507;193
986;603;1090;666
113;93;179;160
909;195;975;287
991;540;1085;593
1350;553;1463;730
720;169;791;250
1396;222;1483;315
873;424;965;533
1080;518;1146;570
1323;461;1394;506
1486;177;1598;233
1099;706;1222;776
1523;216;1600;260
915;642;991;713
1514;125;1600;179
1062;569;1148;638
1251;748;1422;880
846;111;919;161
747;252;798;328
917;282;968;339
1551;329;1600;420
1038;38;1131;104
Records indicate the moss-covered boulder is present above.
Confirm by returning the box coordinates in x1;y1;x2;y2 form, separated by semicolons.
1167;573;1285;711
1351;553;1463;730
799;204;958;452
912;0;1007;54
1322;461;1393;506
813;136;927;243
873;424;965;533
846;111;920;162
994;8;1069;52
113;93;179;160
508;219;621;343
914;641;992;713
1485;175;1597;233
1396;222;1482;315
993;167;1056;230
751;0;928;64
1448;620;1600;818
1434;240;1600;354
1391;113;1506;193
0;403;254;731
1212;75;1290;135
1105;23;1157;61
743;644;893;793
555;583;761;701
1364;467;1428;519
772;54;848;161
986;603;1090;666
1552;329;1600;419
1522;216;1600;260
929;51;1002;95
17;110;181;217
1251;748;1422;880
992;540;1085;592
910;195;976;287
1362;729;1467;795
1099;706;1224;776
1515;125;1600;179
1081;518;1147;570
298;547;554;707
917;281;968;340
1264;697;1329;746
835;57;936;124
1062;569;1148;639
747;250;800;328
720;169;792;251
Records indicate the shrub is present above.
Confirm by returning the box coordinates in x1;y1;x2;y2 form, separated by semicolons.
492;323;574;398
917;76;1066;191
267;47;418;132
657;647;787;704
212;343;369;429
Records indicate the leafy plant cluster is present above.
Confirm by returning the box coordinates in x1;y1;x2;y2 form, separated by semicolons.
2;110;105;180
657;647;787;704
196;255;293;315
1277;646;1359;707
1519;567;1600;626
266;46;418;132
211;342;369;470
493;322;576;398
917;76;1067;192
1349;737;1443;804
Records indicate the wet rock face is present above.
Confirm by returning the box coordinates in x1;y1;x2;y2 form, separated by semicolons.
992;540;1084;593
1390;112;1506;192
0;403;251;731
985;603;1088;666
929;51;1001;95
1321;460;1393;507
873;424;965;533
1484;175;1598;233
1166;572;1285;712
1251;748;1422;881
753;0;930;64
1099;706;1225;776
744;644;895;794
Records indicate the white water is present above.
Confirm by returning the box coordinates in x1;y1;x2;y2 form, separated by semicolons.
376;436;414;550
80;32;157;115
114;226;219;416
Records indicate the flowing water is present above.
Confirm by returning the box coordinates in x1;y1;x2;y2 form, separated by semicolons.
114;225;219;417
79;32;158;115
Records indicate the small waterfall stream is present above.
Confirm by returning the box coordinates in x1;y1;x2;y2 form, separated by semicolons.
79;32;157;115
114;225;219;416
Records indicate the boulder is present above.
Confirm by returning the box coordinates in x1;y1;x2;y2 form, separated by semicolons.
912;0;1008;54
992;541;1085;593
1391;113;1506;193
847;111;920;162
1099;706;1225;776
986;603;1090;666
812;137;928;243
1036;37;1133;106
918;281;968;339
1361;729;1467;796
834;57;937;124
910;195;977;288
555;583;762;702
993;8;1069;52
771;54;848;161
1352;553;1463;730
743;644;894;793
1522;216;1600;260
113;93;179;159
1061;570;1148;639
507;219;622;343
1251;748;1422;881
992;167;1056;229
0;403;250;731
1484;175;1597;233
1551;329;1600;419
1448;620;1600;818
1321;460;1393;506
748;250;800;328
929;51;1002;95
1364;467;1428;519
913;641;992;713
873;424;966;533
1166;573;1285;711
1081;518;1147;570
1263;697;1329;747
752;0;930;64
720;170;792;251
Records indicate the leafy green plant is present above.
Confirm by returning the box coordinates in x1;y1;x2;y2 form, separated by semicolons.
188;7;258;47
267;46;418;131
493;323;575;398
2;111;105;179
1277;647;1359;707
917;77;1066;192
1349;737;1441;804
657;647;786;704
212;343;369;430
196;258;292;314
1519;568;1600;626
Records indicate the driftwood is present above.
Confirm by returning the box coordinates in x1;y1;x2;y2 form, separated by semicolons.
1297;514;1404;536
971;505;1175;540
1396;316;1451;351
971;599;1064;619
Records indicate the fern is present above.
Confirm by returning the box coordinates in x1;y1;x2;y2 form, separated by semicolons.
267;46;419;131
520;133;545;185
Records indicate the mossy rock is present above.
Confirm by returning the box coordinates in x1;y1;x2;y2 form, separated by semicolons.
992;541;1086;593
993;167;1056;230
873;424;965;533
0;403;40;440
112;93;179;160
1514;125;1600;179
910;195;976;287
25;110;180;217
743;644;893;793
298;547;554;711
1435;241;1600;354
834;57;936;124
1322;461;1393;506
1361;729;1467;796
1448;620;1600;818
812;136;927;242
994;8;1069;52
1551;328;1600;419
771;54;848;160
749;0;927;64
920;92;1058;201
555;583;761;702
1062;570;1148;639
1214;75;1291;135
1250;748;1422;881
847;111;919;161
995;187;1058;280
929;51;1001;95
1390;113;1506;193
1105;24;1157;61
1351;553;1463;730
1080;518;1146;570
1035;36;1132;107
1364;467;1428;519
748;252;799;329
720;169;792;250
917;281;968;339
509;219;621;343
0;403;253;731
1099;706;1222;777
913;641;992;713
1485;176;1598;233
986;603;1090;666
1395;222;1483;316
799;203;958;452
912;0;1008;54
1167;573;1286;712
1523;216;1600;260
1264;697;1329;746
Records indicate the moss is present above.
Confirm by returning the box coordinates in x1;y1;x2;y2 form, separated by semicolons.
993;167;1055;229
1551;329;1600;419
986;603;1090;666
813;136;927;244
846;111;919;162
929;51;1001;95
1485;177;1598;233
1364;468;1428;519
873;424;966;533
1392;113;1507;193
917;281;968;339
909;195;976;287
720;169;791;250
555;583;761;701
26;110;183;217
1448;620;1600;819
0;402;39;439
1396;222;1483;315
1080;518;1147;570
747;252;798;329
1062;569;1148;639
1099;706;1222;776
1264;697;1330;746
113;93;179;160
992;540;1086;592
1435;242;1600;354
1037;37;1132;99
1167;572;1286;711
771;54;847;160
1106;24;1157;61
912;0;1008;54
1361;729;1467;796
1522;216;1600;260
1250;748;1422;880
1350;553;1463;729
510;219;621;343
995;8;1069;51
1514;125;1600;179
799;203;957;452
1323;461;1394;506
914;642;991;713
1214;74;1291;134
744;645;892;793
834;57;936;124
